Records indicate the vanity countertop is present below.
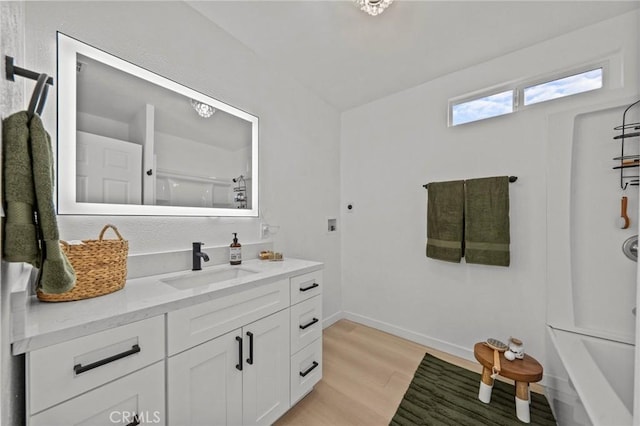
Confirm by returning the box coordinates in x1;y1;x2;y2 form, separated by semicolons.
11;258;323;355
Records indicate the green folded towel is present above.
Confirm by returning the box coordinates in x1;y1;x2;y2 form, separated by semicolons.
426;180;464;263
2;112;76;293
464;176;510;267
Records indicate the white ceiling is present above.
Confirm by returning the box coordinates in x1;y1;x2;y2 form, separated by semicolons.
188;0;640;111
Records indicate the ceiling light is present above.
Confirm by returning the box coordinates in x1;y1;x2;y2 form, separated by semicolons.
355;0;393;16
190;99;215;118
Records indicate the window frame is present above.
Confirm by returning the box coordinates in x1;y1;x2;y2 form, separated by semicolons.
517;62;607;109
449;88;516;126
448;60;609;127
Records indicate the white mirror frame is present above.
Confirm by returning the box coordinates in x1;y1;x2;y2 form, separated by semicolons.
57;33;259;216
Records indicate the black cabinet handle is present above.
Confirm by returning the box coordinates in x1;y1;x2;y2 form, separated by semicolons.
299;361;319;377
126;414;140;426
299;318;319;330
246;331;254;365
300;282;319;292
73;344;141;375
236;336;243;371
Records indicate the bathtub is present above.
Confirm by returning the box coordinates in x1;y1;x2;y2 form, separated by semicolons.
548;326;634;426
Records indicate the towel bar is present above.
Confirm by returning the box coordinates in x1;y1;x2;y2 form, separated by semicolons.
423;176;517;189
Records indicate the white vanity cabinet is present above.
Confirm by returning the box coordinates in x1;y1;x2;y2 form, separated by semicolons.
167;309;290;426
25;316;165;426
18;261;324;426
166;278;293;426
288;270;323;405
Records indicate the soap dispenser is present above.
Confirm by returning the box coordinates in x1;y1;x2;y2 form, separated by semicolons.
230;233;242;265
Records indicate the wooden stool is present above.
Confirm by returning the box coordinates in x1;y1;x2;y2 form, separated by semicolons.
473;342;543;423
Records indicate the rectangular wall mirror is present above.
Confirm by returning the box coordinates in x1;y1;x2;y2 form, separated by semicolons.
57;32;259;216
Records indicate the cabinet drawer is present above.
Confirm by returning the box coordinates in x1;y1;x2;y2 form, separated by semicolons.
290;295;322;355
290;270;322;305
167;279;289;355
28;316;164;414
29;361;165;426
290;337;322;405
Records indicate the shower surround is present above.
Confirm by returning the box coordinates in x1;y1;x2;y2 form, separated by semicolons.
546;97;640;425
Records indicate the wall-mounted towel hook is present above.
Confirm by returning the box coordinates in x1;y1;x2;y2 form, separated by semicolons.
5;56;54;85
27;73;50;119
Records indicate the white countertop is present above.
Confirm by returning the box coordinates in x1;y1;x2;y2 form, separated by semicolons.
11;258;323;355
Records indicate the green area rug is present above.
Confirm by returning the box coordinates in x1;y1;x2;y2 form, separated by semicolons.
391;353;557;425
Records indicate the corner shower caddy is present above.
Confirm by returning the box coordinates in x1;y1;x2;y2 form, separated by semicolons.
233;174;247;209
613;99;640;190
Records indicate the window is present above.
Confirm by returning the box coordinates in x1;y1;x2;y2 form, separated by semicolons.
449;64;605;126
451;90;513;126
523;68;602;106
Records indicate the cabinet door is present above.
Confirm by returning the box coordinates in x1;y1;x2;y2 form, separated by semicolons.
242;309;290;426
167;330;242;426
29;361;164;426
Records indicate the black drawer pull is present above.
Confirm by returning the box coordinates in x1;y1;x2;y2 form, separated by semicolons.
246;331;254;365
300;282;319;292
126;414;140;426
299;318;319;330
236;336;243;371
300;361;319;377
73;344;140;375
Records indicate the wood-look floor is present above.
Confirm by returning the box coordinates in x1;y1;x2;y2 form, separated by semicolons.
276;319;542;426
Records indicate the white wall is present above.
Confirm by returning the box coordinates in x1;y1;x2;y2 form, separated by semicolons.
23;1;342;318
1;3;27;425
155;132;243;179
340;10;639;373
77;111;130;142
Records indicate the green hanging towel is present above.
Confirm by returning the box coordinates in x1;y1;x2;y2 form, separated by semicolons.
426;180;465;263
2;111;76;293
2;112;39;265
464;176;510;267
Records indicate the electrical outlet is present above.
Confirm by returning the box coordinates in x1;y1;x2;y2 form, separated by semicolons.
260;223;280;239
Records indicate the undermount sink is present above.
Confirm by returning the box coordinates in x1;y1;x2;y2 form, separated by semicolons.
161;266;259;290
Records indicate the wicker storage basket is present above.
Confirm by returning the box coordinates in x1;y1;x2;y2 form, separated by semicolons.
36;224;128;302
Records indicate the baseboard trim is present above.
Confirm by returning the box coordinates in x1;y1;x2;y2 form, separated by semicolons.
331;311;560;391
322;310;345;329
342;311;475;362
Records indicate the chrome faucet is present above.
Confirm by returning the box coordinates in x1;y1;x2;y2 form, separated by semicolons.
192;242;210;271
